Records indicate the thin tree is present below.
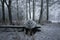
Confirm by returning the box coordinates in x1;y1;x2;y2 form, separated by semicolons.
46;0;49;21
38;0;43;23
26;0;28;20
1;0;5;24
4;0;12;24
8;0;12;24
33;0;35;21
16;0;19;24
29;0;31;19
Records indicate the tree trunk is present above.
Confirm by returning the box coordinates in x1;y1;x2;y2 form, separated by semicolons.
38;0;43;23
4;0;12;24
46;0;49;21
8;0;12;24
16;0;19;24
33;0;35;21
26;0;28;20
29;0;31;19
2;0;5;23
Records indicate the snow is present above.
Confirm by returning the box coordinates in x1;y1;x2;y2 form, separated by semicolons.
0;23;60;40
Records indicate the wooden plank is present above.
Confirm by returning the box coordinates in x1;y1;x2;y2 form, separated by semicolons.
0;25;25;28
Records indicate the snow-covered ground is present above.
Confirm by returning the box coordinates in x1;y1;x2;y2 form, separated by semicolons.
0;23;60;40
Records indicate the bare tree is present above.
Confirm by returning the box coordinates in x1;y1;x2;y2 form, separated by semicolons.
26;0;28;20
38;0;43;23
16;0;19;24
4;0;12;24
46;0;49;21
33;0;35;21
29;0;31;19
1;0;5;24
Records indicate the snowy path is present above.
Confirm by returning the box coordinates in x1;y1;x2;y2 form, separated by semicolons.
0;23;60;40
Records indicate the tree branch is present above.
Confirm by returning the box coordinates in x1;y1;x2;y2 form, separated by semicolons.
4;0;9;7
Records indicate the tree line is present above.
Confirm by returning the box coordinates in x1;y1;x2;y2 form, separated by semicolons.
0;0;49;25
